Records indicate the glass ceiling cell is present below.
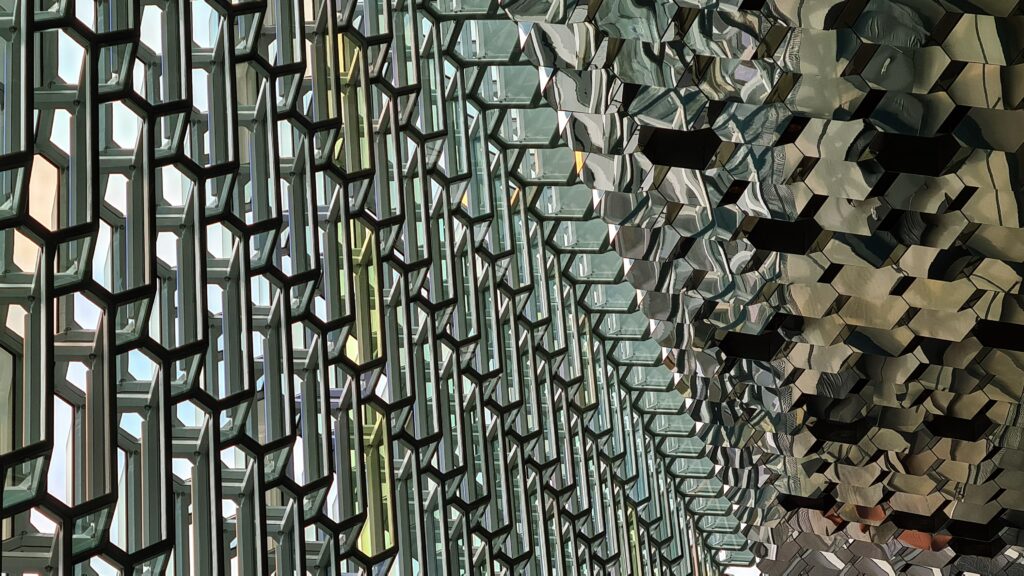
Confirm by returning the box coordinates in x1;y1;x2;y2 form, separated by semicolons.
661;436;706;459
550;219;609;252
514;146;575;182
595;310;650;340
431;0;493;15
682;477;724;497
581;282;637;312
455;20;520;61
609;338;663;365
636;390;687;413
534;184;595;219
477;66;539;105
496;107;560;147
650;414;697;437
623;364;674;389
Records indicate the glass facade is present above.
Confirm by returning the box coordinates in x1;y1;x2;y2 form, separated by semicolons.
0;0;737;574
2;0;1024;574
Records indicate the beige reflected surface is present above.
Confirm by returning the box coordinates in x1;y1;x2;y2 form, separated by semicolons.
28;155;59;230
12;229;40;272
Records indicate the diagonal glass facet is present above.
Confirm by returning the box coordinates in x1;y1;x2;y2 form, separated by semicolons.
1;0;1023;574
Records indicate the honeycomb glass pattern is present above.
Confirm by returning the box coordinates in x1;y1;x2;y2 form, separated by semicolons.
0;0;736;574
3;0;1024;574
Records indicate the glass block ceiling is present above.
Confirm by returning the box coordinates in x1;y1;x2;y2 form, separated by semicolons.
1;0;1024;574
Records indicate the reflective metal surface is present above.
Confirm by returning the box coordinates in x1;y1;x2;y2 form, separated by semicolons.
503;0;1024;573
